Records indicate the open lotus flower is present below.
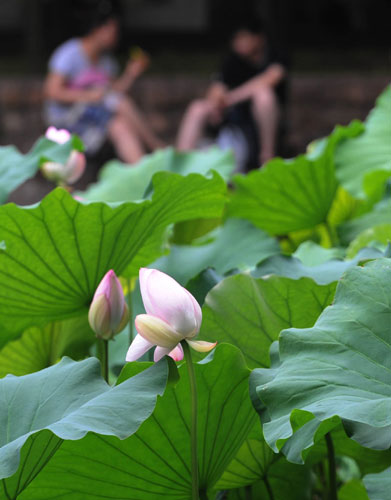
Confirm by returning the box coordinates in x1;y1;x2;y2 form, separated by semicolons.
41;127;86;184
89;270;129;340
126;268;216;362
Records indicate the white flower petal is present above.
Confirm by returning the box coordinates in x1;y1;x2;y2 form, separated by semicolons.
139;268;201;336
126;334;153;362
169;344;184;361
135;314;183;348
154;346;173;362
187;339;217;353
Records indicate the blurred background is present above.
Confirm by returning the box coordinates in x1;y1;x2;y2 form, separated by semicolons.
0;0;390;156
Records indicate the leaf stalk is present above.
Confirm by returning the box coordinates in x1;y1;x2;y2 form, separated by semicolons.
181;340;199;499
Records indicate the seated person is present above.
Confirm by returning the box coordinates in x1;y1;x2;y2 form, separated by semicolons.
44;0;164;164
177;20;287;169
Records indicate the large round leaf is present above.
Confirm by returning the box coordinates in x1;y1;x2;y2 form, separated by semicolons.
347;223;391;258
251;258;391;457
80;146;234;202
339;199;391;245
0;315;93;377
0;171;226;339
0;136;80;204
0;357;172;498
217;424;311;500
253;247;381;285
364;467;391;500
154;218;280;286
335;85;391;199
228;122;361;235
199;274;336;369
20;344;256;499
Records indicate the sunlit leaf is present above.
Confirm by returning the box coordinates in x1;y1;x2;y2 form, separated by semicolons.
0;137;79;204
229;122;362;234
251;258;391;458
0;315;93;377
0;357;172;498
80;146;234;202
199;273;335;369
0;171;226;340
154;218;280;285
19;344;256;499
335;85;391;199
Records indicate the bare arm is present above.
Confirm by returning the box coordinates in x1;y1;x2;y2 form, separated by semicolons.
206;82;228;102
44;73;104;104
111;56;150;93
225;63;285;107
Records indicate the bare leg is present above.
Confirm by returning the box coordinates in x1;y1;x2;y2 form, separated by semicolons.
117;96;166;151
252;87;280;165
107;116;144;164
177;99;215;151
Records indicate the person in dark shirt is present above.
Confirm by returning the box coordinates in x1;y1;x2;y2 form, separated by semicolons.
177;20;287;168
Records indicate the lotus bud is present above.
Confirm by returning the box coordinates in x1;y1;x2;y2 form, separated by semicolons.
42;127;86;184
89;270;129;340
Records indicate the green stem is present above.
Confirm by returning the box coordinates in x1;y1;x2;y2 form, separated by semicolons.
97;338;109;383
127;278;133;345
264;476;275;500
245;484;252;500
324;221;339;248
181;340;199;500
325;432;338;500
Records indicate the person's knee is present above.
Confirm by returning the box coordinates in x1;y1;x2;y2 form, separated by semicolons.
253;86;277;108
187;99;211;119
108;116;130;138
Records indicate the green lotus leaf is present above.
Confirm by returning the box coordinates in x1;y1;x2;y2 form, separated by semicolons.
335;85;391;199
154;218;280;286
0;356;172;498
19;344;256;499
228;122;362;235
347;223;391;258
251;258;391;459
199;273;335;369
0;136;80;204
0;171;226;340
0;315;93;377
80;146;234;202
364;467;391;500
253;247;382;285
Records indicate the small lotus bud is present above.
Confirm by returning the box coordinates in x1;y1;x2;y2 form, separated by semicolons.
89;270;129;340
41;151;85;185
42;127;85;185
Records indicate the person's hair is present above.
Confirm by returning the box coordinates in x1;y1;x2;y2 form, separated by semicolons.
74;0;120;36
232;18;266;38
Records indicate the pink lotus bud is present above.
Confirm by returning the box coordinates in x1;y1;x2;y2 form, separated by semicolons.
41;150;85;185
45;126;71;144
89;270;129;340
126;268;216;362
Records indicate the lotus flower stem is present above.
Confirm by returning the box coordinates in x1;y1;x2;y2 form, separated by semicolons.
325;432;337;500
181;339;199;499
97;338;109;383
126;278;133;345
324;221;339;248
